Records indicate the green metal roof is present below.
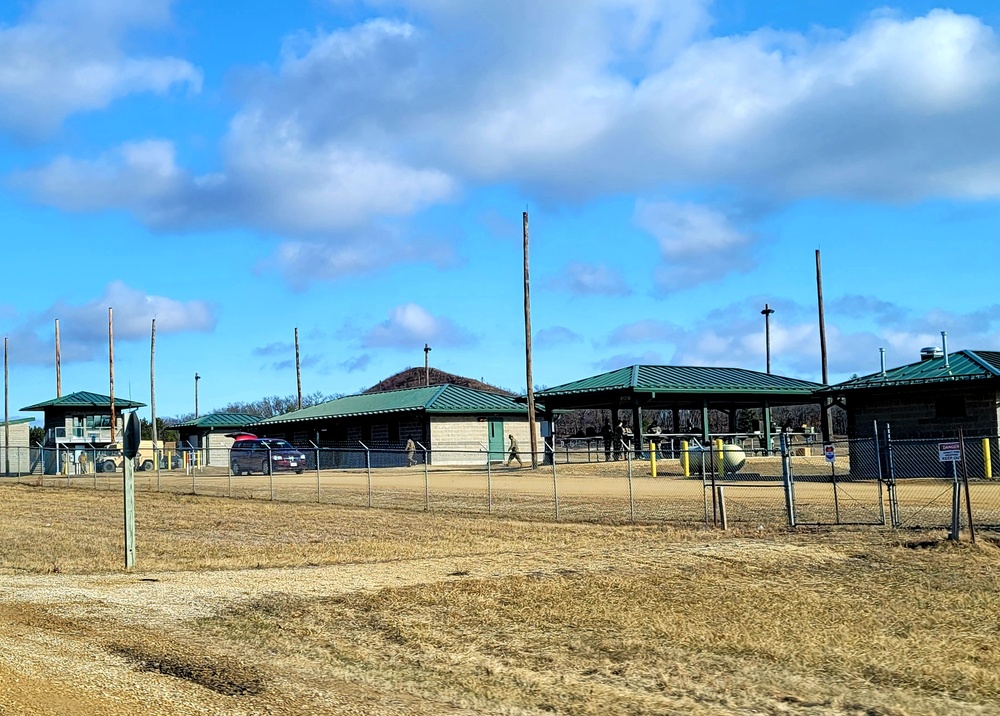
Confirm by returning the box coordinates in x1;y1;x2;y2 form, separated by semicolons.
536;365;824;398
2;417;34;425
824;350;1000;392
22;391;146;411
255;384;537;426
173;412;260;430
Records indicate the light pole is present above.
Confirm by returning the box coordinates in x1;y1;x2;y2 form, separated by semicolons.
194;373;200;418
761;304;775;374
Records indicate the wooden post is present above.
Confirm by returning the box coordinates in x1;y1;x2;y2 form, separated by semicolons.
295;327;303;410
108;308;116;438
816;249;829;385
4;337;8;476
523;211;538;469
55;318;61;397
150;319;157;449
816;249;833;443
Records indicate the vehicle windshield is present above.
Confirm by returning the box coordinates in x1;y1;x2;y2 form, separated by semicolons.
261;440;294;449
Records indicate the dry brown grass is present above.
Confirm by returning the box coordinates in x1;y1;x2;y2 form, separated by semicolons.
2;483;1000;714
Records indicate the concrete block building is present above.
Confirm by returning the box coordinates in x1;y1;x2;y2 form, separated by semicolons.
253;384;545;466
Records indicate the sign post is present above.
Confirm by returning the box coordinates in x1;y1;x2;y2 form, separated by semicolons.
824;443;840;524
939;441;962;541
122;411;140;569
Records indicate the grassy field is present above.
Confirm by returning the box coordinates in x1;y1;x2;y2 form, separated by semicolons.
1;484;998;715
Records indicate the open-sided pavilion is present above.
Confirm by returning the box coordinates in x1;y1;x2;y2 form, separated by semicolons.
533;364;827;453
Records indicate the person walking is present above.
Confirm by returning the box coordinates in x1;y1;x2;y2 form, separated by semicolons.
505;434;523;467
405;438;417;467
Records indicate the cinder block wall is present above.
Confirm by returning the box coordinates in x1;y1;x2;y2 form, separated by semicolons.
847;386;999;439
0;422;31;473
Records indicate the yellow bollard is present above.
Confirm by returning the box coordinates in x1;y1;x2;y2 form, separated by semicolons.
650;440;657;478
984;438;993;479
715;439;724;477
681;440;689;477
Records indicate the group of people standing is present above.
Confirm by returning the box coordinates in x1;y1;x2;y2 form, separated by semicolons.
600;419;636;461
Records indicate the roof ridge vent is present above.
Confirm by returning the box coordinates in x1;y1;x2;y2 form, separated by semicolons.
920;346;943;361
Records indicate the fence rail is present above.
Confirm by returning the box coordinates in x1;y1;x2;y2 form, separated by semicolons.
2;426;997;536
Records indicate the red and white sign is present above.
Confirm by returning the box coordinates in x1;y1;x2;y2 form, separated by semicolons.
938;442;961;463
824;444;835;463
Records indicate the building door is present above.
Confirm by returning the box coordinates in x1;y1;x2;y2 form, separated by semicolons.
488;420;505;462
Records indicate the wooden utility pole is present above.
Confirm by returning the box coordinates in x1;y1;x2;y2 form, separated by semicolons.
424;344;432;386
523;211;538;468
816;249;829;384
4;337;9;476
816;249;833;443
109;308;116;438
294;327;302;410
194;373;200;419
150;319;157;448
55;318;61;397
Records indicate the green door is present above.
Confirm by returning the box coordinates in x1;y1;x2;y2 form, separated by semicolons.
488;420;505;462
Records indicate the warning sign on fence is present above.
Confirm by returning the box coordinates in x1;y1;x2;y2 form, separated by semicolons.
938;441;961;462
824;443;835;463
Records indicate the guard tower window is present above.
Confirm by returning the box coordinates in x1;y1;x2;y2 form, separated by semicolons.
935;396;967;419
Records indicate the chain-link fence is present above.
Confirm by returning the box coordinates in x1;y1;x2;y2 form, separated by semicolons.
4;428;999;534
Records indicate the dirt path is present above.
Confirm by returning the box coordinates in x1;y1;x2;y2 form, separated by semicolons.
0;539;843;715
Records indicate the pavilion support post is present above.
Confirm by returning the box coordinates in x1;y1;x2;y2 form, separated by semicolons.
672;407;680;434
728;408;737;433
632;405;643;458
763;401;773;456
820;396;833;443
702;400;710;445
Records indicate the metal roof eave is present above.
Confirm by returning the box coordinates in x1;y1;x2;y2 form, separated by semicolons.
820;372;996;393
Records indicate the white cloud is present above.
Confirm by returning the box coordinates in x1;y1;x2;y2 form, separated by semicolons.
2;281;216;366
535;326;584;348
0;0;200;139
602;295;1000;381
360;303;475;349
550;262;631;296
633;201;753;287
16;4;1000;277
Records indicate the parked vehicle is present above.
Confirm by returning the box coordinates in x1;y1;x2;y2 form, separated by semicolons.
230;438;307;475
96;441;159;472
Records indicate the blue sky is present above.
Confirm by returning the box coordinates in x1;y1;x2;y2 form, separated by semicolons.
3;0;1000;420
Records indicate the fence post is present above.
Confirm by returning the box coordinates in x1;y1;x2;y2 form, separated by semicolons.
627;444;635;523
486;448;493;514
781;432;796;528
361;441;372;508
553;439;560;521
831;453;840;525
950;464;961;542
311;441;321;503
960;429;976;544
872;422;886;526
227;446;232;498
717;485;728;530
885;423;900;527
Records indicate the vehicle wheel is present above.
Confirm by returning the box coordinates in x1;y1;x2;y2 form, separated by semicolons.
261;460;269;475
295;469;304;474
231;460;241;476
102;460;116;473
140;460;154;472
